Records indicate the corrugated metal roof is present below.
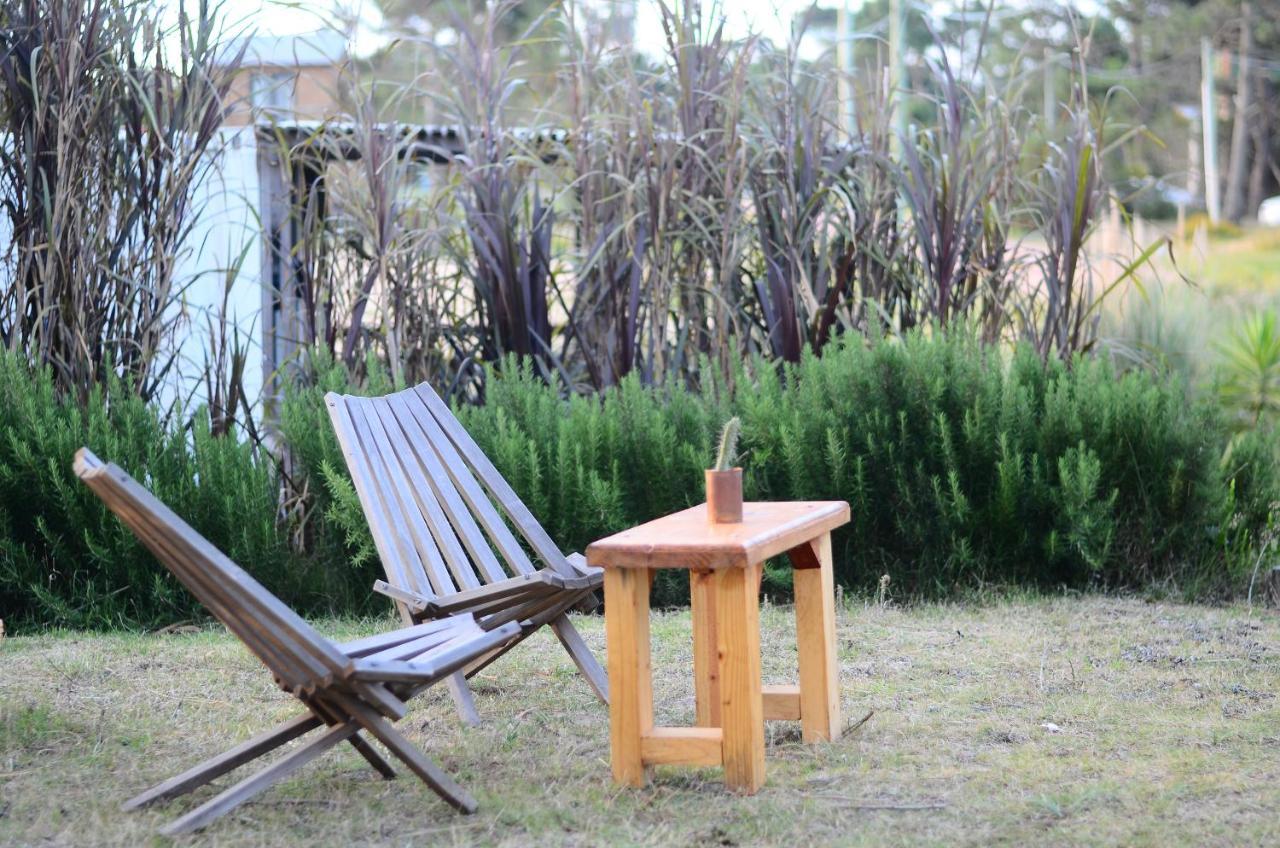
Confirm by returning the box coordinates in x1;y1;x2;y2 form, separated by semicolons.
254;121;570;162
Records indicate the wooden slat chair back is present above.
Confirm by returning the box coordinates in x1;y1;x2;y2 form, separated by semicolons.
73;448;520;835
327;385;576;599
325;382;609;722
76;450;349;694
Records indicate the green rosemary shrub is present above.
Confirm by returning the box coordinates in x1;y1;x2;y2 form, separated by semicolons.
0;352;298;630
443;333;1273;604
7;330;1272;629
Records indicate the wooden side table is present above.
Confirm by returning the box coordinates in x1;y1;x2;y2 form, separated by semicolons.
586;501;851;794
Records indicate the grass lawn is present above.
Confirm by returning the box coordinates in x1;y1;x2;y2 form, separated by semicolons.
2;597;1278;847
1103;225;1280;382
1183;227;1280;296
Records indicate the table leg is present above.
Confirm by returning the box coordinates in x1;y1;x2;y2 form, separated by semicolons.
791;532;841;743
605;567;654;787
716;562;765;793
690;569;720;727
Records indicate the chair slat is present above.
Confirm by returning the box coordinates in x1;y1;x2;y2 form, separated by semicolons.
74;451;350;690
421;571;552;615
326;395;435;601
368;397;482;590
80;464;321;688
414;383;578;577
354;621;519;683
347;398;460;597
336;618;462;657
382;390;525;581
399;388;537;578
360;623;480;666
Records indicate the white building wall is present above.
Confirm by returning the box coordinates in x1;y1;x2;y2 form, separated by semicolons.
167;126;265;419
0;127;265;422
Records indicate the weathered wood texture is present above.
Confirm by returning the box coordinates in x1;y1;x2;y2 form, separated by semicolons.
73;448;518;835
325;383;609;721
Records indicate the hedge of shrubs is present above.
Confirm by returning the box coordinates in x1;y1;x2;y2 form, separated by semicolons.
2;331;1276;630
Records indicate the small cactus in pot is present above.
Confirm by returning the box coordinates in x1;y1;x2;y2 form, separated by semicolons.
706;417;743;523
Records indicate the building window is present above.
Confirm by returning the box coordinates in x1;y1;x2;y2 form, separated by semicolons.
250;71;294;115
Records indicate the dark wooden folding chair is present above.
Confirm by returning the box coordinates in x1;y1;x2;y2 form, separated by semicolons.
325;382;608;725
73;448;520;836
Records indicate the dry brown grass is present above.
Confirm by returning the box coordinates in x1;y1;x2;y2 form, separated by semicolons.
2;597;1279;847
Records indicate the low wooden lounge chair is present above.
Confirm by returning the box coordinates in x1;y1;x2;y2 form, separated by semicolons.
73;448;521;836
325;382;609;724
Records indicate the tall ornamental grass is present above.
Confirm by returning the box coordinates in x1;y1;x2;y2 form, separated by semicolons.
278;0;1151;402
0;0;242;407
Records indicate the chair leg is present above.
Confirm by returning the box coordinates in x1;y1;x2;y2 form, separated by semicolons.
309;697;397;779
446;672;482;727
160;722;359;836
330;693;478;814
122;713;321;811
461;626;532;679
550;612;610;704
347;734;397;779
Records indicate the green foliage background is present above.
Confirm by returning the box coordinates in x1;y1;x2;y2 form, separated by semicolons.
450;334;1274;605
3;330;1275;629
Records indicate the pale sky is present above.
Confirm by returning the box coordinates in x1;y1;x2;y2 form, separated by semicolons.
216;0;842;56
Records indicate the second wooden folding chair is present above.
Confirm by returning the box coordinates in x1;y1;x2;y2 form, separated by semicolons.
325;382;609;724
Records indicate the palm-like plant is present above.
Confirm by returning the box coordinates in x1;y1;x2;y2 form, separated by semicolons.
1216;311;1280;430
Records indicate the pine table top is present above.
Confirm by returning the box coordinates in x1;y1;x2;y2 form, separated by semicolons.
586;501;850;571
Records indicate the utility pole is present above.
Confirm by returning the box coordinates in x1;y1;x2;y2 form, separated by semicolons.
1224;2;1252;222
1187;113;1201;202
1201;37;1221;224
1043;47;1056;133
889;0;906;144
837;1;854;139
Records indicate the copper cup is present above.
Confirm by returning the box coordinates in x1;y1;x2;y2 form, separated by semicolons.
705;468;743;524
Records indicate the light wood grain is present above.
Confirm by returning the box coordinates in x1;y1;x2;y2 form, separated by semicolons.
605;567;653;787
716;562;765;794
762;684;802;721
595;500;850;792
689;570;721;727
640;727;723;767
793;533;841;743
586;501;850;571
